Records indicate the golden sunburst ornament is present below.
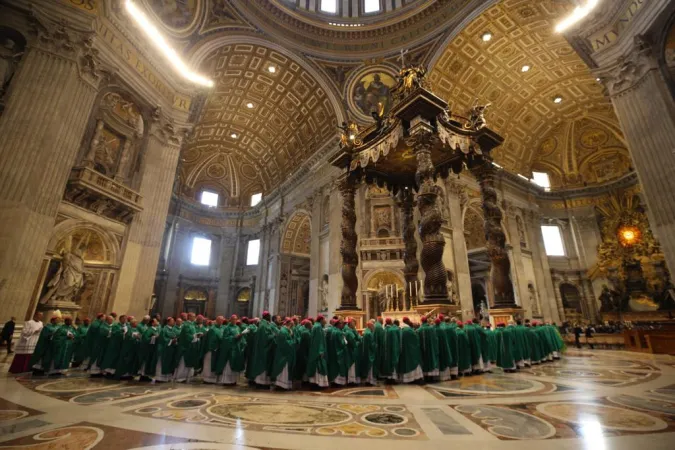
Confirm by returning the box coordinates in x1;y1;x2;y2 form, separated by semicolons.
618;225;640;247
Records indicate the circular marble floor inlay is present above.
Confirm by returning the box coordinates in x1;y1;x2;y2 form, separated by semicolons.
536;402;668;431
169;399;210;409
362;412;406;425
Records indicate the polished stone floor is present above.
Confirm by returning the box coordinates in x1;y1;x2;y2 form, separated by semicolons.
0;349;674;449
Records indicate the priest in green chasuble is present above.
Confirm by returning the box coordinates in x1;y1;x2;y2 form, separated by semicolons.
72;317;90;368
116;317;141;379
454;321;472;375
294;319;312;382
30;316;60;372
174;312;201;382
343;318;361;384
360;320;377;385
374;317;385;379
247;311;275;386
399;317;423;383
443;317;459;378
271;319;296;390
101;314;128;376
84;313;104;368
154;317;178;382
418;316;439;379
44;316;75;375
138;318;160;380
88;315;112;375
382;318;401;381
306;315;329;388
202;316;224;384
436;317;453;381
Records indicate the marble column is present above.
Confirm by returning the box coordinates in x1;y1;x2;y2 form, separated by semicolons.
446;179;473;321
0;23;104;322
113;119;185;318
216;233;236;316
398;189;419;307
602;39;675;272
412;135;450;304
470;162;516;308
308;189;322;317
338;175;359;310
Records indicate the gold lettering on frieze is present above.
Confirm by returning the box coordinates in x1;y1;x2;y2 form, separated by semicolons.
61;0;98;13
96;18;181;104
588;0;646;52
173;93;191;113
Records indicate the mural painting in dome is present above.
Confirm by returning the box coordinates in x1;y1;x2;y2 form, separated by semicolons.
352;72;396;118
148;0;200;30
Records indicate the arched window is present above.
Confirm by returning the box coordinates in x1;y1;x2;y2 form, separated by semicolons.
364;0;380;13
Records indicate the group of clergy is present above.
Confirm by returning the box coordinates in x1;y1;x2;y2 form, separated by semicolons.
26;310;565;390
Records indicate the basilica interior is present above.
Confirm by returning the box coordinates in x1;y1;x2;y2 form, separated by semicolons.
1;0;675;449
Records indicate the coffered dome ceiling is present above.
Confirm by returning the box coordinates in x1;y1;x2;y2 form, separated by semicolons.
183;43;339;206
428;0;630;179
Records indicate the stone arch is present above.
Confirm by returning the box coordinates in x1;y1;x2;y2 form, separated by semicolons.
363;268;406;290
281;210;312;257
47;220;121;267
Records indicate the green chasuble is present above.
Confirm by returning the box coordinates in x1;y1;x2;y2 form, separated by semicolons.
359;327;377;380
382;325;401;377
270;326;296;381
243;324;258;378
194;323;207;370
514;325;530;363
476;325;490;366
177;320;200;368
343;327;361;376
305;322;328;378
535;326;553;358
485;327;498;362
326;326;347;382
204;324;224;370
418;323;439;375
436;323;454;373
373;321;385;378
30;323;58;368
214;324;235;375
445;324;459;371
139;326;160;374
91;322;111;368
455;327;472;373
399;325;422;377
157;325;178;375
293;325;311;381
495;327;516;369
100;322;126;372
465;323;483;367
247;319;275;380
72;324;89;365
546;324;565;353
43;325;75;371
230;324;248;373
84;318;102;362
116;325;141;378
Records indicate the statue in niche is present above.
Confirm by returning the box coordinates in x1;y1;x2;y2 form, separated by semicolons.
0;37;23;99
40;233;90;304
319;274;329;312
446;269;457;303
528;283;540;315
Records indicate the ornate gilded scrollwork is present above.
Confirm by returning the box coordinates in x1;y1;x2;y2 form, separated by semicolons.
338;121;361;148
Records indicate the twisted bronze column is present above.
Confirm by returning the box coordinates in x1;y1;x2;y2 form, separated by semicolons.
399;189;419;308
471;161;516;307
412;135;450;304
338;177;359;309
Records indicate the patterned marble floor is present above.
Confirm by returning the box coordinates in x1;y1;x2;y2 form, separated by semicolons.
0;349;674;449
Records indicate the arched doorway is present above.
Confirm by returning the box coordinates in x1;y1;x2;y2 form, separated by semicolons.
472;283;487;318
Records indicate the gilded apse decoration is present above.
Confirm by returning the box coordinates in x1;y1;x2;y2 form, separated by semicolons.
429;0;617;176
592;191;673;312
348;69;397;121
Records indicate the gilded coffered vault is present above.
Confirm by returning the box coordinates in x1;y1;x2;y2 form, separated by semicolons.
183;43;339;204
428;0;628;183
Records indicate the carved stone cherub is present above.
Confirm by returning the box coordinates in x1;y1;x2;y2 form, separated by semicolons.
466;101;492;130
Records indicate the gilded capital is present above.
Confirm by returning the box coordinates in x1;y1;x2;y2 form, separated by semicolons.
599;35;658;97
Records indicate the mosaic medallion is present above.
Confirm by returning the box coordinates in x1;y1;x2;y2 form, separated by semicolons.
536;402;668;432
0;410;29;422
433;374;544;396
362;412;407;425
207;403;351;426
607;395;675;415
455;404;556;440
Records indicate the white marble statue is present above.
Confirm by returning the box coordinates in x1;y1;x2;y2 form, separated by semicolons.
319;274;329;312
40;234;90;304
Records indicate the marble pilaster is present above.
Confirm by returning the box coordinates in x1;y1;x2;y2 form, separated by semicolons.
113;119;185;318
308;189;322;317
216;233;236;316
602;39;675;272
0;22;104;322
504;205;531;317
527;211;560;322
